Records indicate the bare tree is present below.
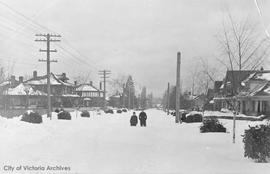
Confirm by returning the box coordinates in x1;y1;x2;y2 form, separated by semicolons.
0;65;5;83
216;15;270;71
73;71;92;84
188;58;221;95
109;74;128;95
215;15;270;143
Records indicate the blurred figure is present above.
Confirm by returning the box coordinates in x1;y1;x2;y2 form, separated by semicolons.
139;110;147;127
130;112;138;126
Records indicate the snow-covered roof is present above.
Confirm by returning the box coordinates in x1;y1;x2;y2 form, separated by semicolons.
219;84;224;89
25;73;73;87
62;94;80;97
0;81;10;87
76;84;100;92
255;72;270;81
6;83;46;96
110;94;121;98
242;71;270;83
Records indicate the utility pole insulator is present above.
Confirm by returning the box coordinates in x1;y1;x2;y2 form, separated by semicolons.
39;49;57;52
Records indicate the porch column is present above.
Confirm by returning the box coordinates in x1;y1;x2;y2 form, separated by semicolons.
255;101;259;112
260;100;263;114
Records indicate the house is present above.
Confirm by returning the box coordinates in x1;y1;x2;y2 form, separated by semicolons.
1;83;47;109
24;71;79;107
211;69;270;116
213;70;255;111
0;76;22;109
75;81;104;107
238;71;270;116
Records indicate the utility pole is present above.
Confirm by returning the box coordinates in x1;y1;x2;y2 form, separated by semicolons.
167;82;170;115
175;52;181;123
98;70;111;109
128;86;131;109
122;84;125;108
35;33;60;119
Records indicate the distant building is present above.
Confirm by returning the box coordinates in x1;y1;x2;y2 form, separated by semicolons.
75;81;104;107
1;71;79;109
25;71;79;107
2;83;47;108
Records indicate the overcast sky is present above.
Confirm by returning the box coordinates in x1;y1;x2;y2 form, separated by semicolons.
0;0;270;97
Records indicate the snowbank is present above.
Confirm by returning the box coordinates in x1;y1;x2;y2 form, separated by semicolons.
204;111;266;121
0;109;269;174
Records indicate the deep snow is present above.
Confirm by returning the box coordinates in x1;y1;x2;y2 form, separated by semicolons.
0;109;269;174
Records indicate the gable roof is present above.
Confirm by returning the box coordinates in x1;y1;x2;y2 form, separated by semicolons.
225;70;256;84
75;84;101;92
239;71;270;97
222;70;256;95
243;71;270;82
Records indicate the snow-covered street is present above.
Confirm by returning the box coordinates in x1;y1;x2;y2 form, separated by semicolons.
0;109;269;174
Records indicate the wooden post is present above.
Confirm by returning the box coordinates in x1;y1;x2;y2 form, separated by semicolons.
175;52;181;123
167;82;170;115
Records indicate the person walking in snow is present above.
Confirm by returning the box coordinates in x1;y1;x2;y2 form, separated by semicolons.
130;112;138;126
139;110;147;127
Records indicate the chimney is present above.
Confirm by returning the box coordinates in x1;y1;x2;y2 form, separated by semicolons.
90;81;93;86
11;75;16;87
33;71;37;79
74;81;77;86
100;82;102;90
19;76;23;84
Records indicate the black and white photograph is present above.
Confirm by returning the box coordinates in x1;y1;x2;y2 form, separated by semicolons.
0;0;270;174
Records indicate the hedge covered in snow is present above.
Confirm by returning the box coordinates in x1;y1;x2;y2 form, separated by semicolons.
185;111;202;123
57;111;71;120
81;110;90;117
200;118;226;133
243;124;270;163
21;110;42;124
105;109;114;114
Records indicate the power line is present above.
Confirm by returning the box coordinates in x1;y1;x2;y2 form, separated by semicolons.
0;1;108;78
0;1;103;70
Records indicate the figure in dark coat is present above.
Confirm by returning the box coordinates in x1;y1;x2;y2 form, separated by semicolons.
139;110;147;127
130;112;138;126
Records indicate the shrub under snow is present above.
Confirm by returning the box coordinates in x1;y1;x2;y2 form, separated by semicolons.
21;110;42;124
242;124;270;163
57;111;71;120
200;118;226;133
185;112;202;123
81;110;90;117
105;109;114;114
